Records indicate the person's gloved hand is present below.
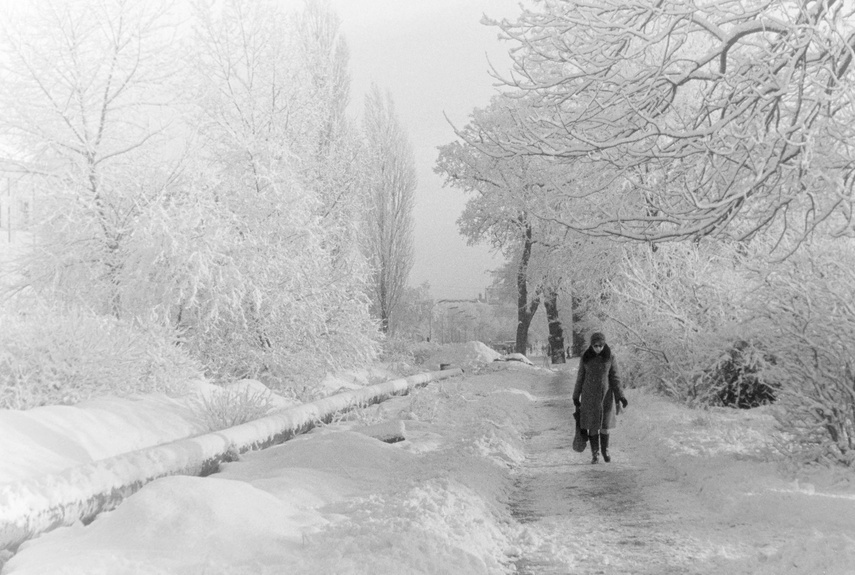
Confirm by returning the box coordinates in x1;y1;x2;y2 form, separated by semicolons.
619;397;628;409
574;399;581;408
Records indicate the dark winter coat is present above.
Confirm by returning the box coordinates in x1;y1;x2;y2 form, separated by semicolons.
573;344;626;432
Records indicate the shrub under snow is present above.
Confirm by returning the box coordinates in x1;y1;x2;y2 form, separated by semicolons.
600;242;751;404
748;240;855;467
0;300;202;409
599;238;855;468
693;340;780;409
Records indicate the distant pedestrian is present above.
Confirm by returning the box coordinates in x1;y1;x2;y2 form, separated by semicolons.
573;332;628;464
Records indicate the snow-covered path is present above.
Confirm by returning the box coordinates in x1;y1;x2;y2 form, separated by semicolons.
509;365;855;574
3;355;854;574
510;367;730;574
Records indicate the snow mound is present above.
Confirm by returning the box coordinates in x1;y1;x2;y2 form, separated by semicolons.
496;352;534;365
0;393;208;483
316;373;364;393
316;365;404;395
300;478;513;574
424;341;502;372
491;388;538;402
5;475;317;574
474;431;526;468
0;379;298;484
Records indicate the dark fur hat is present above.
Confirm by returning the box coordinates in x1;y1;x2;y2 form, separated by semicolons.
590;332;606;344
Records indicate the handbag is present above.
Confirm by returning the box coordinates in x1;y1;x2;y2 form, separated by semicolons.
572;407;588;452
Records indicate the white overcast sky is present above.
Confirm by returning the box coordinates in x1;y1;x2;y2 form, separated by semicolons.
327;0;526;300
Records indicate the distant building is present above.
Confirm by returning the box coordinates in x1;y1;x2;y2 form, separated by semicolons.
484;286;504;305
0;162;38;240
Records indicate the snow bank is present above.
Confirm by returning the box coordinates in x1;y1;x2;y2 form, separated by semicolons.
0;367;411;487
299;478;512;574
615;389;855;573
2;367;528;574
496;352;534;365
423;341;502;372
4;475;314;574
0;381;299;485
0;392;208;484
0;369;464;555
316;364;404;395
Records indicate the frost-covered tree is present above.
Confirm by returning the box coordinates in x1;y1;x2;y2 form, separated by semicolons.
475;0;855;248
182;0;378;382
389;283;432;341
0;0;186;315
290;0;366;256
1;0;379;389
437;99;541;354
598;241;749;397
437;96;616;358
746;237;855;466
362;84;416;334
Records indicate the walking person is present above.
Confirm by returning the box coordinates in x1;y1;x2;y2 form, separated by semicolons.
573;332;628;464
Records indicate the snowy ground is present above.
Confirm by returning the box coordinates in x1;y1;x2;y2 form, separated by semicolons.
2;344;855;574
509;367;855;574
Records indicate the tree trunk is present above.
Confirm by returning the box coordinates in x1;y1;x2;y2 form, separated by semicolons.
515;220;539;354
515;300;539;355
571;294;586;357
379;281;389;333
543;288;566;364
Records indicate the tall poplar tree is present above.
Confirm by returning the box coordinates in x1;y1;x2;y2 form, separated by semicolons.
361;84;416;334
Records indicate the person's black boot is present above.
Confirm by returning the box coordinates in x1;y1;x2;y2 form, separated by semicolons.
589;433;600;464
601;433;611;463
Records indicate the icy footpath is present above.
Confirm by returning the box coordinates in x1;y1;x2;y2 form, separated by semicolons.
508;366;855;575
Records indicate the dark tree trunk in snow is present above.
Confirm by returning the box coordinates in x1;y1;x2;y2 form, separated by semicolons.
515;221;540;354
544;289;566;364
379;281;389;333
571;294;586;357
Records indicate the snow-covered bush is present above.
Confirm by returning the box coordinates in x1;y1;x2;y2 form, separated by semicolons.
599;242;752;403
747;240;855;467
593;236;855;468
379;337;441;369
199;385;275;431
16;166;379;390
693;340;780;408
0;301;202;409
